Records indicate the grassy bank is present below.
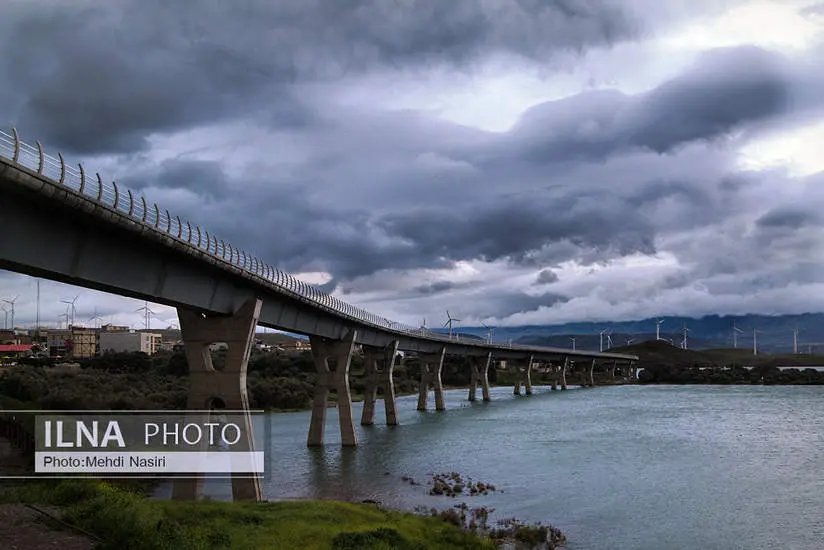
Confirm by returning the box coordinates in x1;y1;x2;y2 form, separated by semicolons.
1;479;494;550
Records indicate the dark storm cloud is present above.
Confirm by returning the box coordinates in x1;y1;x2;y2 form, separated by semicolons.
98;41;818;283
472;290;570;318
123;159;230;198
756;207;822;229
490;46;802;167
0;0;643;154
535;269;559;285
412;281;465;295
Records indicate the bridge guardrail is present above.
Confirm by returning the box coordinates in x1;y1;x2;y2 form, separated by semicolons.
0;128;636;359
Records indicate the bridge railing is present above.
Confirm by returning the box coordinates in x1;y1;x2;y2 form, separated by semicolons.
0;129;634;357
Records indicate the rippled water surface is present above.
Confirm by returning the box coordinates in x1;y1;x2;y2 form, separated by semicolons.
157;385;824;549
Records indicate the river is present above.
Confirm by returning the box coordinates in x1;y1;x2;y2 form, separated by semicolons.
155;385;824;549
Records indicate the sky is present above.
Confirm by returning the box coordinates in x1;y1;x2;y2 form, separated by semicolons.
2;0;824;331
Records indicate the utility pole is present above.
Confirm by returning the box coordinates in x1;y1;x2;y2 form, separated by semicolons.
36;280;40;330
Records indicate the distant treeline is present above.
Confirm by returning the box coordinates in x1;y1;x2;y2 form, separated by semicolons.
639;364;824;385
0;350;517;412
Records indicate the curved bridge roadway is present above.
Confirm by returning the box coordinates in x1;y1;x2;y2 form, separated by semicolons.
0;128;637;500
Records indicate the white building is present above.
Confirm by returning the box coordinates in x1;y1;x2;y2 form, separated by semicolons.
99;331;162;355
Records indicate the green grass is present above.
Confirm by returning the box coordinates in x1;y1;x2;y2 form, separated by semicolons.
1;480;494;550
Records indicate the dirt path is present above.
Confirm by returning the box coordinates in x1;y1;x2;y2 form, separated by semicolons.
0;436;98;549
0;504;97;550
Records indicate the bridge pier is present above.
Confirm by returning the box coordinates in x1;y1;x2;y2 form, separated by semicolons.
551;363;558;390
361;341;400;426
560;357;568;390
525;356;533;395
468;353;492;401
588;359;596;387
610;360;617;380
308;330;358;447
417;347;446;411
513;355;534;395
172;298;263;502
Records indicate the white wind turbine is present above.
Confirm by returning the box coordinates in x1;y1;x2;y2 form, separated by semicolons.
136;301;157;331
61;295;79;327
625;337;636;346
570;337;576;351
481;322;494;344
681;322;690;350
752;328;761;356
793;327;799;355
88;308;104;329
443;310;460;340
0;305;8;330
655;318;665;341
2;295;19;330
599;328;609;352
732;321;744;349
606;332;613;349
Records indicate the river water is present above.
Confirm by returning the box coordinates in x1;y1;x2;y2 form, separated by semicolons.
156;385;824;549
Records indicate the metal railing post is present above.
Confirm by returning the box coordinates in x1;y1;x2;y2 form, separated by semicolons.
36;141;44;174
11;127;19;163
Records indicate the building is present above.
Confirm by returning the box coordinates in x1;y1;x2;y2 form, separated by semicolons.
280;339;312;352
45;327;97;359
0;344;35;364
99;331;162;355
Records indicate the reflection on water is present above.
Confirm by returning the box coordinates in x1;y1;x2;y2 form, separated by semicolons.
155;385;824;550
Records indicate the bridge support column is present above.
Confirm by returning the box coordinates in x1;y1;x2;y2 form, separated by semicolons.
417;348;446;411
610;360;617;380
481;353;492;401
589;359;596;388
308;330;358;447
525;356;533;395
172;298;263;502
561;358;568;390
468;354;492;401
361;341;400;426
551;364;558;390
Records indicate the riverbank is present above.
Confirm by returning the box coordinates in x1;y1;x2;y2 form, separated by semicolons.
1;479;496;550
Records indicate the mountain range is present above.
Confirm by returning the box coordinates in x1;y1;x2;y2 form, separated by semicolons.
431;313;824;354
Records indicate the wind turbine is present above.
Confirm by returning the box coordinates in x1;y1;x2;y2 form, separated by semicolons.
136;301;157;331
732;321;744;349
2;295;18;330
793;327;799;355
481;322;494;344
655;318;665;341
88;308;104;329
0;306;7;330
570;337;576;351
443;311;460;340
681;322;690;350
606;333;613;349
752;328;761;356
625;337;636;346
599;329;609;352
58;312;70;329
61;295;79;327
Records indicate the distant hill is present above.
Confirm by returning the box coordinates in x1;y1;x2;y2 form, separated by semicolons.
448;313;824;354
609;340;824;369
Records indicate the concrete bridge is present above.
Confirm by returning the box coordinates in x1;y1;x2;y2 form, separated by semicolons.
0;128;638;500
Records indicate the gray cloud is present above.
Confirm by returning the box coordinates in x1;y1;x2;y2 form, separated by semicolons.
3;1;824;328
0;0;646;155
535;269;559;285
